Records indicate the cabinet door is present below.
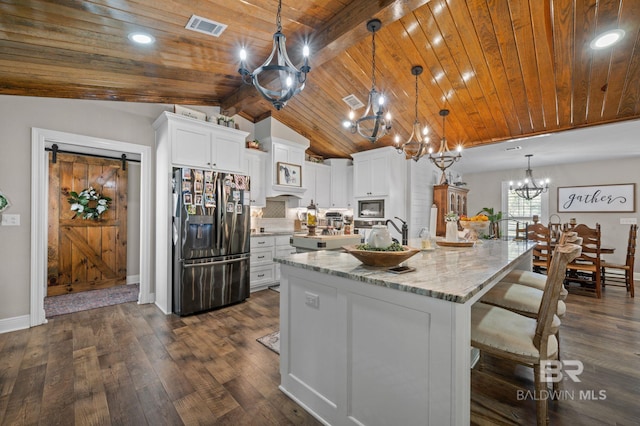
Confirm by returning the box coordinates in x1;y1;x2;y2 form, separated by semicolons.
346;165;354;208
300;162;316;206
353;160;372;197
369;155;389;196
330;164;348;207
212;134;243;173
315;165;331;208
171;125;212;168
246;151;266;207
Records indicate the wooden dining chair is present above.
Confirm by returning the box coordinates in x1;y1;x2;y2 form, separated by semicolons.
528;223;552;274
601;224;636;297
471;237;582;426
514;221;528;241
565;223;602;298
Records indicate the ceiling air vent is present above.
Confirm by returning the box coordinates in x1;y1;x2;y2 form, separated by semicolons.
185;15;227;37
342;94;364;110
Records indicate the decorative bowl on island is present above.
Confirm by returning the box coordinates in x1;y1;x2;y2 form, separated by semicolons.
342;245;420;267
459;218;490;240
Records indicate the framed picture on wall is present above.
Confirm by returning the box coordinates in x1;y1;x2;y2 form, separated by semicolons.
557;183;636;213
277;162;302;187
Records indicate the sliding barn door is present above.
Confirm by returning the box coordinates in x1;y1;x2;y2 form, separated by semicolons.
47;153;128;296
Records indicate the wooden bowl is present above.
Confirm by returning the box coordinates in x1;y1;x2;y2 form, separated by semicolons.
342;245;420;267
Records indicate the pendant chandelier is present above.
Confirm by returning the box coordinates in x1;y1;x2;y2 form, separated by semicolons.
510;154;550;200
238;0;310;110
396;65;429;161
428;109;462;183
342;19;391;143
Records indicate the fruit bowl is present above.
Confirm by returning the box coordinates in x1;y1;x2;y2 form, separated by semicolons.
459;220;490;240
342;245;420;267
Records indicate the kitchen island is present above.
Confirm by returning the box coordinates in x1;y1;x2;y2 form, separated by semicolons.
274;239;535;426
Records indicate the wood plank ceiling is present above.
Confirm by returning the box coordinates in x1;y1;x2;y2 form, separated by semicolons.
1;0;638;160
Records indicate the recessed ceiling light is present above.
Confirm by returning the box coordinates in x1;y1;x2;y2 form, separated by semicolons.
128;32;155;45
590;29;625;49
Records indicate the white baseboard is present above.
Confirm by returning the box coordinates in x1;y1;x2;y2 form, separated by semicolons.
127;274;140;285
0;315;30;334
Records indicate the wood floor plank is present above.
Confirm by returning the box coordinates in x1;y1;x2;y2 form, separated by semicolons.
73;346;111;425
1;364;46;425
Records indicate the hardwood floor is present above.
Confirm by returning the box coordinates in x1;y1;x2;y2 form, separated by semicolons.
0;286;637;425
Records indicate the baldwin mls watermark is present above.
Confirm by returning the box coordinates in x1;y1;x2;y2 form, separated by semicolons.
517;360;607;401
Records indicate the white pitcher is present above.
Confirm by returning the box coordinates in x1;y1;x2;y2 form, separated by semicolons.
367;225;393;248
445;221;459;242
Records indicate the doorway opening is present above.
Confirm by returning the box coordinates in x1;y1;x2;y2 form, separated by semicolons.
31;128;152;326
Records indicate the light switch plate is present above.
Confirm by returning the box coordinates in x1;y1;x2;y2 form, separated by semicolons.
620;218;637;225
1;214;20;226
305;291;320;309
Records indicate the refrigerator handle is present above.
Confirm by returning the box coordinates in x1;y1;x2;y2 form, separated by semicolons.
182;257;248;268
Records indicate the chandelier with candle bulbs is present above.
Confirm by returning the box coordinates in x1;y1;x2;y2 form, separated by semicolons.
510;154;549;200
396;65;429;161
342;19;391;143
238;0;310;110
428;109;462;183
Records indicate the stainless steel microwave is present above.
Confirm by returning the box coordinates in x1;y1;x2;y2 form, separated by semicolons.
358;199;385;218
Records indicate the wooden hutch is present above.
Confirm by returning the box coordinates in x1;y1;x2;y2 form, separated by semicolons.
433;184;469;236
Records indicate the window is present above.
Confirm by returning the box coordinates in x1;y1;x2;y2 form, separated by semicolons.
501;181;549;239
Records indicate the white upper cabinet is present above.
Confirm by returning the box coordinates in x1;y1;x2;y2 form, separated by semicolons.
301;161;331;208
155;112;248;173
325;158;353;208
352;147;394;197
245;149;267;207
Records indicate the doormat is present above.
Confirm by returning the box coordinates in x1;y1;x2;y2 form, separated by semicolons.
257;331;280;354
44;283;139;318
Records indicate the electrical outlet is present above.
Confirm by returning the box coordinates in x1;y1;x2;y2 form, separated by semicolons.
305;291;320;309
1;214;20;226
620;218;637;225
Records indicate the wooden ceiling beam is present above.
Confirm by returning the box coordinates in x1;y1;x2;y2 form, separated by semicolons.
220;0;432;115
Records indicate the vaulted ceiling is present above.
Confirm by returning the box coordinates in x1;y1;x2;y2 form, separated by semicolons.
1;0;638;160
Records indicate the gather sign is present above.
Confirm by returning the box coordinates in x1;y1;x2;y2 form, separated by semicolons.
557;184;636;213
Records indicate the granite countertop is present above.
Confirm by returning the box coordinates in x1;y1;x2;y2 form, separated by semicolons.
274;240;536;304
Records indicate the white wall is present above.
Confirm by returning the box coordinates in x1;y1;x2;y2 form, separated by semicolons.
0;95;223;321
464;157;640;274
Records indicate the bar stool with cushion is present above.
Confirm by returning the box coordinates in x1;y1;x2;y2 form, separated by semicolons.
601;224;636;297
482;234;582;356
471;238;582;426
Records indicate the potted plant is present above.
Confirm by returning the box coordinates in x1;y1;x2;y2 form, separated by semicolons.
478;207;502;239
247;139;261;150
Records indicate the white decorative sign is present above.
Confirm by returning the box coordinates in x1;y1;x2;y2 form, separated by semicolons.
557;184;636;213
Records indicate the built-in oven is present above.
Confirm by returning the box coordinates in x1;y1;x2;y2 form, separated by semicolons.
357;199;385;219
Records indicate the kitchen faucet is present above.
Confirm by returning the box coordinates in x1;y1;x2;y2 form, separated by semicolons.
386;217;408;246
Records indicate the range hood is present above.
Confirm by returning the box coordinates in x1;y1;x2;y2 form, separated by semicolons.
256;117;310;198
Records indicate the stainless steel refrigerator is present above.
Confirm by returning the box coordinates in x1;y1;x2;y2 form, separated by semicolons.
172;168;250;315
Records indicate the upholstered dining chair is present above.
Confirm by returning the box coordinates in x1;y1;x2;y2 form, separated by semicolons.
565;223;602;298
601;224;636;297
471;237;582;426
528;223;552;274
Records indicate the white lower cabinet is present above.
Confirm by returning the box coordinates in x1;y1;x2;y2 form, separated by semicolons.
249;234;296;291
274;235;297;281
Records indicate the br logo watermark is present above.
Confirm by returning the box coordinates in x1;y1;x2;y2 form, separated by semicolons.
517;360;607;401
541;360;583;383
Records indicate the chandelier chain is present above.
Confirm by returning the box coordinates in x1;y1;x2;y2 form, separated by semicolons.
414;71;418;120
371;31;377;90
276;0;282;32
